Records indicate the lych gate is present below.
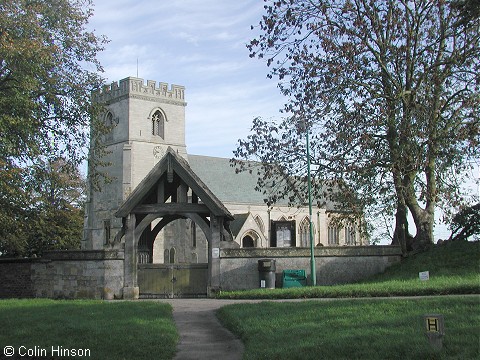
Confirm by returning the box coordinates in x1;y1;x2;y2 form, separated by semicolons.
115;148;234;299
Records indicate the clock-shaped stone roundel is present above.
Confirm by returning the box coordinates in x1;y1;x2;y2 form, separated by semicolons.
153;146;165;159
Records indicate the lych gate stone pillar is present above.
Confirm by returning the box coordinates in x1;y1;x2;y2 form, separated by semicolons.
208;216;222;296
123;214;139;299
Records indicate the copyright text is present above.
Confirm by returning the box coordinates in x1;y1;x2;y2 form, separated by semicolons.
3;345;91;357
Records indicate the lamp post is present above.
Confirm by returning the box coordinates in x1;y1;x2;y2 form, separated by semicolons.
305;123;317;286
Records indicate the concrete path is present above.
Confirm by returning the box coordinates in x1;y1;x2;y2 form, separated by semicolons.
157;298;338;359
158;299;259;360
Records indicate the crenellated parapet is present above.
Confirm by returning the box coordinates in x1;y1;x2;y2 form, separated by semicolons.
93;77;186;104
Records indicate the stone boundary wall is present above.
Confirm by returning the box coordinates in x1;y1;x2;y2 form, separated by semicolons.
1;246;402;299
0;258;36;298
0;250;124;300
219;246;402;290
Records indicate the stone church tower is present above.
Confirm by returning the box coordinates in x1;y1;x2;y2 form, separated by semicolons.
83;77;188;250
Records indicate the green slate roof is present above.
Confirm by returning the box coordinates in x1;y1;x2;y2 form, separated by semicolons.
188;155;276;205
188;154;337;210
229;213;250;237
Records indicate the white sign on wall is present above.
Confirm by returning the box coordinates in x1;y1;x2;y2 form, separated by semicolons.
212;248;220;259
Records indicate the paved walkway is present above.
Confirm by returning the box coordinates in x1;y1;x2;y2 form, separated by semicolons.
158;299;261;360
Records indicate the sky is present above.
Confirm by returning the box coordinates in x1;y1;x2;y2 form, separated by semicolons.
87;0;478;241
87;0;285;158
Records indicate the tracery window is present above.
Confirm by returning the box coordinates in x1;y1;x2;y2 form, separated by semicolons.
345;223;357;245
328;225;340;245
152;110;165;138
254;215;265;235
299;217;312;247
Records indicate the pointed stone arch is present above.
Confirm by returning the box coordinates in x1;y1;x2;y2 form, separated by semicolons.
115;148;234;299
148;107;167;138
253;215;265;235
241;230;261;248
299;216;315;248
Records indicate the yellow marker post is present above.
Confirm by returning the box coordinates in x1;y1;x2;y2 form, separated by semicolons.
424;314;445;350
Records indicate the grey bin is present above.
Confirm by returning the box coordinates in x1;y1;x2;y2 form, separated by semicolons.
258;259;276;289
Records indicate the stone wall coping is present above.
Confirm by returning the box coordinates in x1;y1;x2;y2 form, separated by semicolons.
220;245;402;258
0;257;39;264
42;250;125;261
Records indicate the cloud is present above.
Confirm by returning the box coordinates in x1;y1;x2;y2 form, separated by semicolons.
185;77;285;158
88;0;285;158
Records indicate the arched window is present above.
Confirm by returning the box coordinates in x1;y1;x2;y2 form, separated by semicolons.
345;223;356;245
254;215;265;235
104;111;115;141
328;225;340;245
151;110;165;138
169;247;176;264
242;235;255;248
299;217;310;247
105;111;114;125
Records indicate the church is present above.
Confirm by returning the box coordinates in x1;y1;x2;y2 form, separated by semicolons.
76;76;394;299
82;77;365;263
0;77;400;301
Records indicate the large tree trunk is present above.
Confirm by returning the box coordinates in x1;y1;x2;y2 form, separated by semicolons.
405;179;436;251
411;210;434;251
391;202;409;255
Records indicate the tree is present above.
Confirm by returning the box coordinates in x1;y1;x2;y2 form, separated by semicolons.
0;158;85;257
0;0;107;254
451;0;480;26
25;158;85;257
0;160;30;255
448;203;480;241
237;0;479;252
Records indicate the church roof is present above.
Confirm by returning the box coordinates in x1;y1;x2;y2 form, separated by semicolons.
188;154;337;210
188;155;278;205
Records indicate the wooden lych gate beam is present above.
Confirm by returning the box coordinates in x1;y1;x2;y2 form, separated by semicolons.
116;148;234;299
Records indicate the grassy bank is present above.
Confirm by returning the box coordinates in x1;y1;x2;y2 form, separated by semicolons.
218;240;480;299
217;296;480;360
0;299;178;360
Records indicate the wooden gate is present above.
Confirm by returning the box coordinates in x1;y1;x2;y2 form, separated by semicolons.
138;263;208;298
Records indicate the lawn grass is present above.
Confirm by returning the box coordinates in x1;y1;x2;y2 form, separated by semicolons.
216;240;480;358
217;296;480;360
0;299;178;360
0;241;477;359
217;240;480;299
